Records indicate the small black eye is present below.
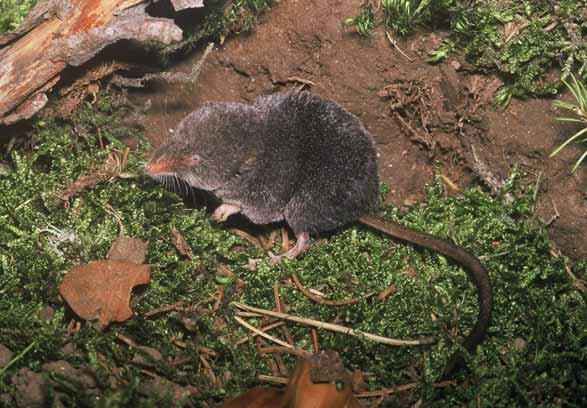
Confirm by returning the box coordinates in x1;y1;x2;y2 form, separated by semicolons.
189;154;201;165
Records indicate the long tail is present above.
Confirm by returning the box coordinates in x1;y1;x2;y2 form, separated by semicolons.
359;214;492;377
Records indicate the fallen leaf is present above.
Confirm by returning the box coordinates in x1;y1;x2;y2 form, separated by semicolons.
57;150;128;207
170;227;194;260
219;387;284;408
219;351;360;408
59;260;150;329
107;236;147;264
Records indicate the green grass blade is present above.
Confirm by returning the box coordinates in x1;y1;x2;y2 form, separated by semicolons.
555;117;586;124
571;149;587;173
550;127;587;158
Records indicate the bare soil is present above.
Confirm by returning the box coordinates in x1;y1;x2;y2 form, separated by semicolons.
131;0;587;259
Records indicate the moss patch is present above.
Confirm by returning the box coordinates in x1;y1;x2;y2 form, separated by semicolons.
0;96;586;406
347;0;587;103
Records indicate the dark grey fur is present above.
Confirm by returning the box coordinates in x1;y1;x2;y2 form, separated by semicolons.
149;91;379;235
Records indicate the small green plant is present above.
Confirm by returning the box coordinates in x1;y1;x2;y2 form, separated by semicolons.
0;0;37;33
343;2;375;37
346;1;587;104
427;38;454;63
550;73;587;173
382;0;435;36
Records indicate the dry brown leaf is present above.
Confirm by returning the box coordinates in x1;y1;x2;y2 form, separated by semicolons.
59;259;150;329
170;227;194;260
107;236;147;264
219;387;284;408
57;150;127;206
219;351;360;408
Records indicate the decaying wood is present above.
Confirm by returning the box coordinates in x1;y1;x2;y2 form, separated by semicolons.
0;0;205;125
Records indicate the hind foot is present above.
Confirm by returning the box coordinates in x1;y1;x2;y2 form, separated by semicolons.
269;232;310;264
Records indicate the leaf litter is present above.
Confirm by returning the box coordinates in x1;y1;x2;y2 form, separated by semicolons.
59;236;149;330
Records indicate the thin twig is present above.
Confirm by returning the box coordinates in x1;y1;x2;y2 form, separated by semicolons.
236;321;286;345
281;227;290;252
259;346;312;358
376;283;397;302
230;228;263;249
292;273;375;306
213;286;225;312
440;174;460;193
233;302;435;346
234;316;293;348
143;301;184;318
258;374;289;385
0;342;35;378
355;380;455;398
386;31;414;62
311;328;319;353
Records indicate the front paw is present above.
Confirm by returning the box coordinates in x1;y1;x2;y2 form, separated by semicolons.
212;204;241;223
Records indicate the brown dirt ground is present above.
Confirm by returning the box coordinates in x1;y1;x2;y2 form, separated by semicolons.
131;0;587;259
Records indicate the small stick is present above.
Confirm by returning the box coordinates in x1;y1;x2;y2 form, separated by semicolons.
198;346;217;357
236;321;286;345
258;374;289;385
273;282;294;346
292;273;375;306
170;356;192;367
274;353;287;376
385;31;414;62
440;174;460;193
217;263;234;277
311;328;319;353
213;286;225;312
230;228;263;249
258;234;268;249
236;311;265;318
233;302;435;346
287;76;316;86
0;342;35;378
143;301;184;318
542;198;560;227
259;346;311;358
376;283;397;302
171;338;187;348
199;354;218;385
281;227;290;252
266;230;277;250
266;356;280;376
355;380;455;398
116;333;137;347
234;316;293;348
274;282;282;312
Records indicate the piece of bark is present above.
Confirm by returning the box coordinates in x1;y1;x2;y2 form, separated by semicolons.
170;0;204;11
0;0;185;125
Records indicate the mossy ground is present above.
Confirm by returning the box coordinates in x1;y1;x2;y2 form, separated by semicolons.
1;0;586;406
347;0;587;105
0;93;585;406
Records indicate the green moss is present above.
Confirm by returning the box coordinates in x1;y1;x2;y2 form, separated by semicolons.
0;97;585;406
0;0;36;33
347;0;587;103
